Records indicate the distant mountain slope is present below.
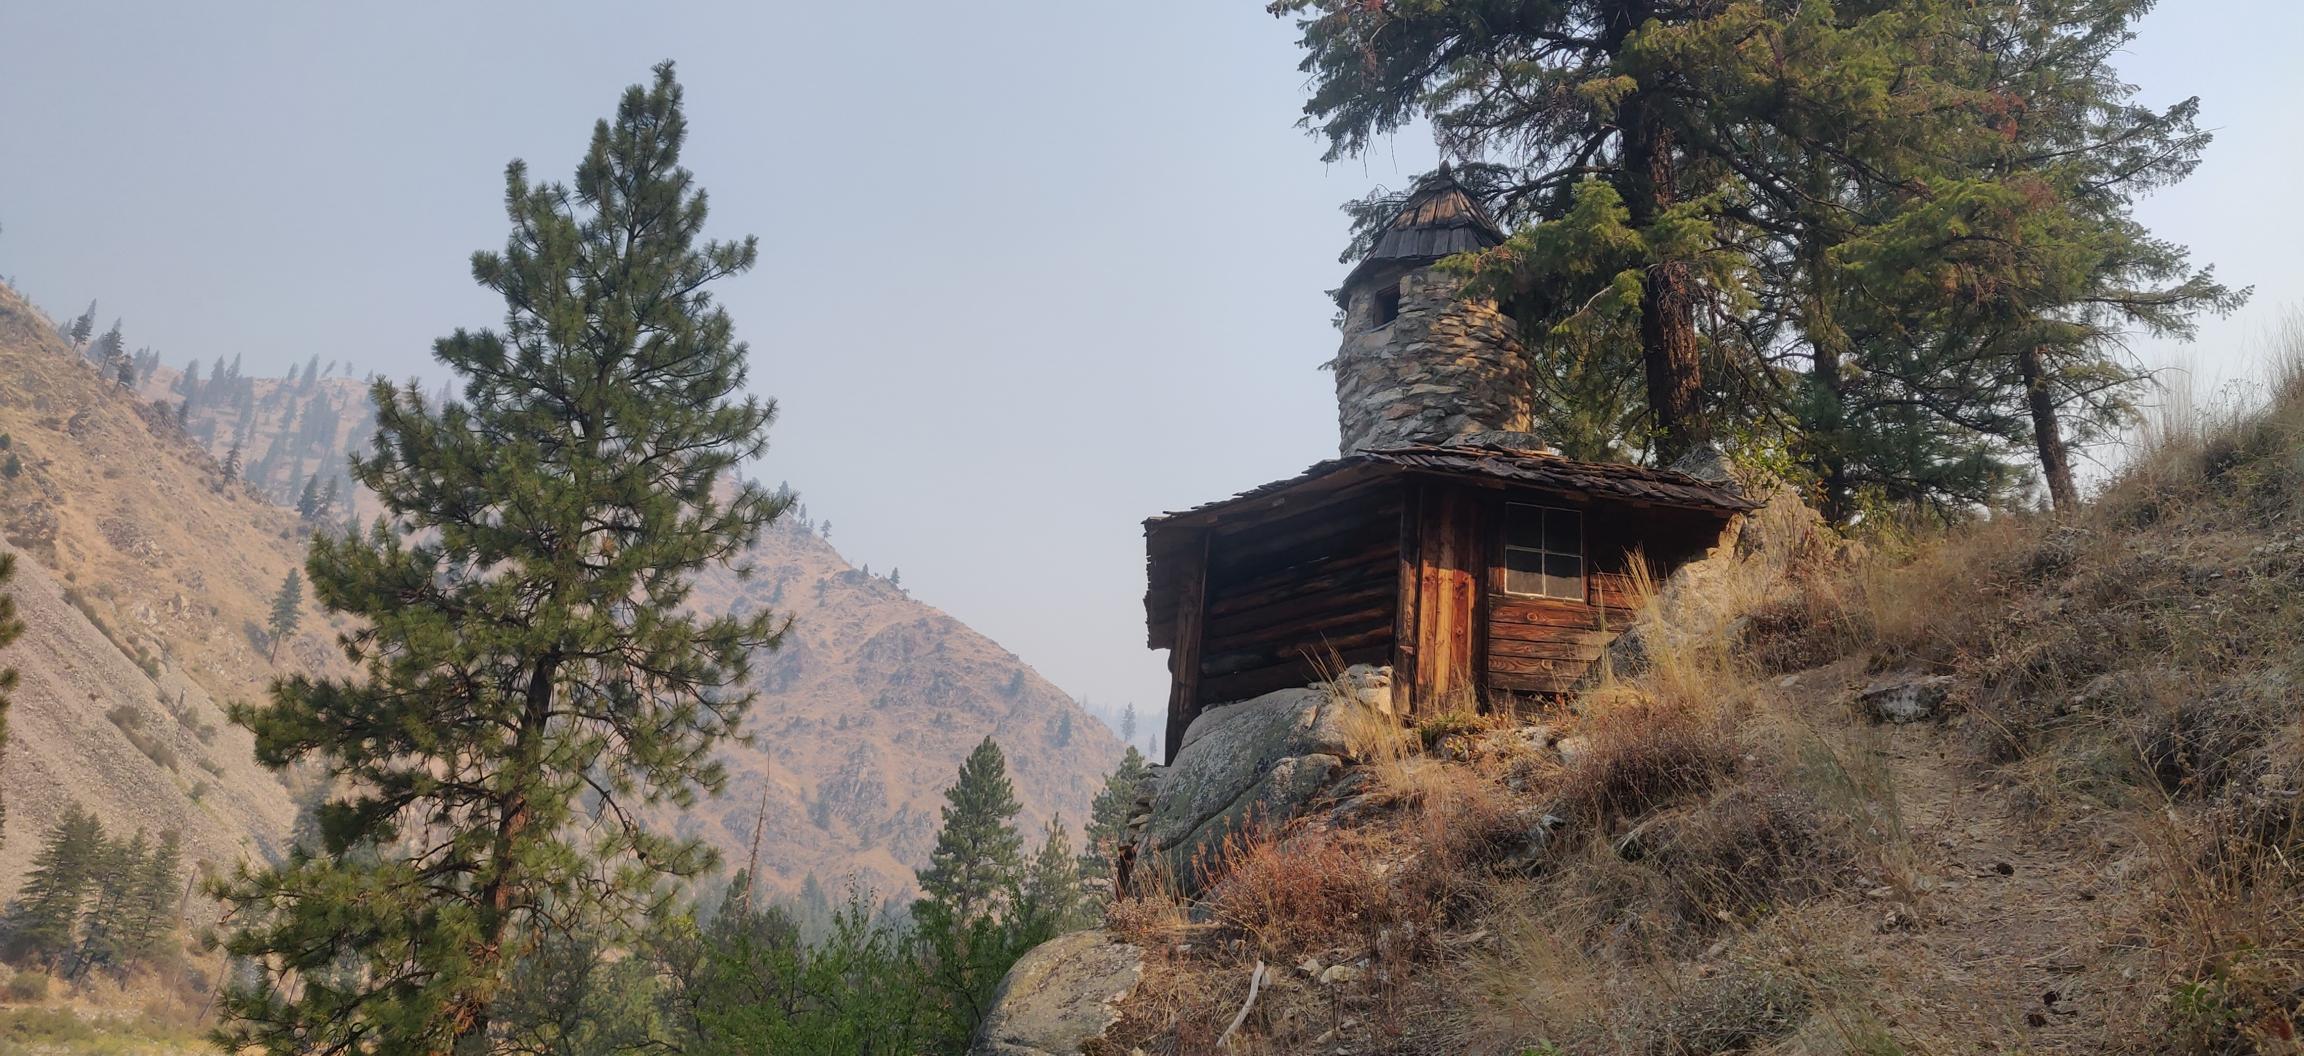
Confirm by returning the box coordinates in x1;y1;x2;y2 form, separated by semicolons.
687;520;1125;898
0;283;317;890
0;546;294;886
0;280;1123;903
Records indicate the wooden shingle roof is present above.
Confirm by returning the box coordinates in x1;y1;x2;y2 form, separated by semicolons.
1342;165;1508;293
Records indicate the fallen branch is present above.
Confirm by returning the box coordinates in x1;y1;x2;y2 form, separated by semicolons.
1217;959;1268;1050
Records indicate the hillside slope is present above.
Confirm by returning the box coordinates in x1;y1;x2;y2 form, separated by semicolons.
0;283;318;889
689;523;1125;898
0;280;1123;905
1096;407;2304;1054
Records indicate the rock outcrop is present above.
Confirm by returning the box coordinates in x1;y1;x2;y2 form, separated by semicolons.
970;930;1144;1056
1131;665;1392;891
1858;673;1957;724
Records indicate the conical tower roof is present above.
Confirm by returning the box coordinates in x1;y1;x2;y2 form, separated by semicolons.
1342;164;1507;292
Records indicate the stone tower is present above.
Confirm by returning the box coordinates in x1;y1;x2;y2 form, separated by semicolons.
1331;166;1536;455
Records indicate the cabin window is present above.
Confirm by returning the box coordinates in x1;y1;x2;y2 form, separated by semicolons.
1370;282;1401;328
1501;503;1585;600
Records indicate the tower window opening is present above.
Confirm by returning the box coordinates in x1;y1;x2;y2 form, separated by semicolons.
1370;282;1401;328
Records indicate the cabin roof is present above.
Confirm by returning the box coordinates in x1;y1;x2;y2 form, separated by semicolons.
1147;442;1757;531
1142;443;1757;647
1341;165;1508;294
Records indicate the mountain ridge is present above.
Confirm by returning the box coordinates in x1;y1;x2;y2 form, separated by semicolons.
0;279;1121;905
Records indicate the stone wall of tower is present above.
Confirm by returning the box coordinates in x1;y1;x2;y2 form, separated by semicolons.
1333;265;1535;455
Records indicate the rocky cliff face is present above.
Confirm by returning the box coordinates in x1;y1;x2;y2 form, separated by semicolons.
0;279;1123;904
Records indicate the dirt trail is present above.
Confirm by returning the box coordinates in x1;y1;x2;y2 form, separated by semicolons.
1823;714;2151;1054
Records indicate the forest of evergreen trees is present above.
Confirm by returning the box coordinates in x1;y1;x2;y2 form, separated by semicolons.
0;805;185;984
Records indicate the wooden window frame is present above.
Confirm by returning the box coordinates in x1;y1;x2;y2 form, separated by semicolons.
1499;502;1586;602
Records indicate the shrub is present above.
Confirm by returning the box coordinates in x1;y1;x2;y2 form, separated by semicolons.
1556;700;1739;827
4;969;49;1002
1205;824;1409;958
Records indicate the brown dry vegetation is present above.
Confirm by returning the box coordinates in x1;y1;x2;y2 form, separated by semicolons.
1098;359;2304;1054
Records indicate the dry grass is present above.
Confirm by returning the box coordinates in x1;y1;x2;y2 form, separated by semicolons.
1114;336;2304;1053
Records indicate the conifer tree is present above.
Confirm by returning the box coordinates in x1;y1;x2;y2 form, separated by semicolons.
911;737;1029;1049
294;474;322;519
67;828;146;980
0;553;19;841
213;63;786;1056
1275;0;2233;513
66;301;96;347
264;570;300;660
1014;817;1086;945
1079;746;1150;887
121;829;184;965
318;477;341;522
915;736;1024;925
1118;703;1137;746
219;439;242;488
89;318;126;375
6;804;105;965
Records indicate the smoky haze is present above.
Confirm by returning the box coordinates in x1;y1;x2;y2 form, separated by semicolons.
1;1;2297;726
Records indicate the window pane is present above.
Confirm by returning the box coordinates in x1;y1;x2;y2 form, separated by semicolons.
1503;546;1545;596
1504;504;1544;548
1546;509;1582;555
1543;553;1584;600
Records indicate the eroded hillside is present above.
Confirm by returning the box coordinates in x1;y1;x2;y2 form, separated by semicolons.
0;280;1123;906
0;283;316;889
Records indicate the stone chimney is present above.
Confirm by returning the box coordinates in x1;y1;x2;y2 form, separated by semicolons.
1332;166;1536;456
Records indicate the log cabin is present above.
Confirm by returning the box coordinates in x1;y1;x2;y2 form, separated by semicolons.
1143;167;1757;760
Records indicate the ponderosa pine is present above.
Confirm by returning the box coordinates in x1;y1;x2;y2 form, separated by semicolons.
913;736;1028;1049
1273;0;2235;516
213;62;786;1056
5;804;105;966
1079;746;1149;888
263;569;299;660
0;553;19;843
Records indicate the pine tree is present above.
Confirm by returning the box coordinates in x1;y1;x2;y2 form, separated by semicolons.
0;553;19;843
89;318;126;375
1078;747;1150;887
912;737;1029;1050
264;570;300;660
317;477;341;522
1014;817;1086;946
219;439;242;489
915;737;1024;926
66;301;96;347
213;63;787;1056
1275;0;2233;513
294;474;322;519
68;829;146;980
1119;703;1137;746
6;804;105;965
119;829;183;966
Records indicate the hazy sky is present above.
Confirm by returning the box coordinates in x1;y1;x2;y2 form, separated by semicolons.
3;2;2299;725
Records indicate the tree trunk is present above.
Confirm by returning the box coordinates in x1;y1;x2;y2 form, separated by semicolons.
447;653;558;1055
2018;344;2078;511
1618;77;1704;463
1801;216;1853;523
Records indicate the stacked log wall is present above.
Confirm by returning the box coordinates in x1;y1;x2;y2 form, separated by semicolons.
1193;488;1402;709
